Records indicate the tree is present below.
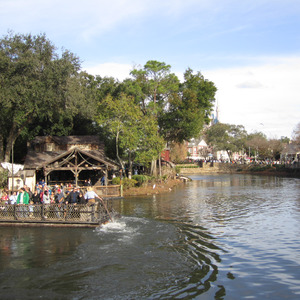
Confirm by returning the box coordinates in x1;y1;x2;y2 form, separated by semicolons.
96;93;164;175
292;122;300;144
159;68;217;143
129;60;179;115
268;139;284;160
205;123;247;160
0;32;82;161
169;142;188;163
127;61;217;174
246;132;269;159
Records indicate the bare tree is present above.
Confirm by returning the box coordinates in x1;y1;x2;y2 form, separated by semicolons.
292;122;300;144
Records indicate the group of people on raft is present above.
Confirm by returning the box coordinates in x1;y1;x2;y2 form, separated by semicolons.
0;181;101;207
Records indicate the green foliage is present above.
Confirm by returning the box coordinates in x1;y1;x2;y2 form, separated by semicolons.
205;122;247;159
0;31;84;161
112;177;121;185
122;178;138;190
96;92;165;168
161;174;168;181
0;168;8;188
249;165;274;172
129;62;216;144
131;175;150;186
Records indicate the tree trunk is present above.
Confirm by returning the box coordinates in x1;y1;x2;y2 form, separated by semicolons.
226;150;232;162
0;135;4;162
4;123;20;162
151;159;157;176
158;156;162;177
128;151;133;179
115;130;124;171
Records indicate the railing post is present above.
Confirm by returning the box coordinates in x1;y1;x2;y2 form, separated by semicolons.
91;205;95;222
41;204;45;220
14;204;17;220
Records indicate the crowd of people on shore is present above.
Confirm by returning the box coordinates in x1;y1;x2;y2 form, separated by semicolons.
0;180;101;207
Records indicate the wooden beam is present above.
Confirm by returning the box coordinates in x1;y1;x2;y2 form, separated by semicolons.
44;166;104;172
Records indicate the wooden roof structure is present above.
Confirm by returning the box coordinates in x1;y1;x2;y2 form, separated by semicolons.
24;136;119;185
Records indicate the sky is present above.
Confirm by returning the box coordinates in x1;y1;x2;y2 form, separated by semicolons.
1;0;299;139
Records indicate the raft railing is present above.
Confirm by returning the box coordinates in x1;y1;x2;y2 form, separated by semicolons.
0;201;114;225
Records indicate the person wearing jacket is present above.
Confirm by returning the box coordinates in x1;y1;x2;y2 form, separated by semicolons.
17;188;30;204
16;188;30;218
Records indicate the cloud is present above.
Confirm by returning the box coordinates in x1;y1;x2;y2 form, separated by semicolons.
82;56;300;139
205;56;300;138
83;62;133;80
236;81;264;89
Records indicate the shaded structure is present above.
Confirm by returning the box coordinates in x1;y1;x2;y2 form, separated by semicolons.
14;136;119;191
281;143;300;167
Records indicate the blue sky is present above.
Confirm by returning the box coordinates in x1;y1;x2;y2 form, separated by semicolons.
1;0;299;139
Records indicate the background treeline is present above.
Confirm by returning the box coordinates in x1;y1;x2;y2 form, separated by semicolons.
1;32;298;172
0;32;217;173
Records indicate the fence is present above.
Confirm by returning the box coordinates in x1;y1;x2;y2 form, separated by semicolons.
93;185;122;197
0;202;114;225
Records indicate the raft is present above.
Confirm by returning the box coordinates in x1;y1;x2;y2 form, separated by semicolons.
0;201;117;228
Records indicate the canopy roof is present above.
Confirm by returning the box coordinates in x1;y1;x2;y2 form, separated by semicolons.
24;147;118;171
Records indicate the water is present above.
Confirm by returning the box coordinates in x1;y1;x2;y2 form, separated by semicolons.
0;174;299;299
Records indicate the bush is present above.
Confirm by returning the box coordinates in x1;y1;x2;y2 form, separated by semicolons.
275;164;287;171
161;174;168;182
249;165;274;172
131;175;149;186
122;178;138;190
112;177;121;185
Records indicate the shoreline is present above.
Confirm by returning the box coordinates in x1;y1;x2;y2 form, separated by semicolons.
123;178;184;197
123;168;300;197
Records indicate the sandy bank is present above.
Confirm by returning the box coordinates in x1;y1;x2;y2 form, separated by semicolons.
123;178;184;197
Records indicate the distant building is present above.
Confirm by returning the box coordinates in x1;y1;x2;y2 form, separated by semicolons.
280;143;300;162
186;102;219;161
187;138;209;160
208;101;220;126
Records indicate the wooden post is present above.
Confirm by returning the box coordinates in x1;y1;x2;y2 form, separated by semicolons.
75;150;78;186
105;168;108;186
120;184;123;197
41;204;45;220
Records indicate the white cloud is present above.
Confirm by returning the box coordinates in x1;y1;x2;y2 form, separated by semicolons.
236;80;264;89
205;57;300;139
83;62;133;80
83;57;300;139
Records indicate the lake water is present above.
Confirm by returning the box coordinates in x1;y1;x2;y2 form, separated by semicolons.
0;174;299;299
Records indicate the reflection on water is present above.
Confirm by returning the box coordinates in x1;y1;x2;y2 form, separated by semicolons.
0;174;300;299
0;228;83;270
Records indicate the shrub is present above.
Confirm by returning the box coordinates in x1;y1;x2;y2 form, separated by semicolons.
162;174;168;182
249;165;274;172
122;178;138;190
132;175;149;186
112;177;121;185
275;164;287;171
